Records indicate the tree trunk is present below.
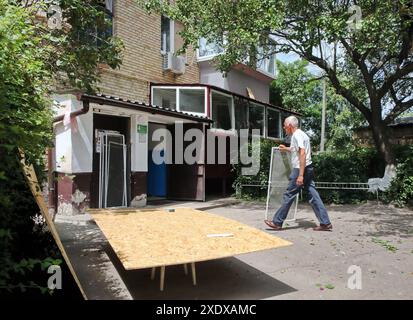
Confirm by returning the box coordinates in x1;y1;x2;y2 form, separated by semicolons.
368;113;396;177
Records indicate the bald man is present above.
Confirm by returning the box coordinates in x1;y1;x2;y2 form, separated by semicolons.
265;116;332;231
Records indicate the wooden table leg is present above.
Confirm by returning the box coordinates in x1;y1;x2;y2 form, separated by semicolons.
150;267;156;280
160;266;165;291
191;262;196;286
183;263;188;275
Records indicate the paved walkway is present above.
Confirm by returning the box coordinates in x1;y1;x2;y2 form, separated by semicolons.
55;201;413;299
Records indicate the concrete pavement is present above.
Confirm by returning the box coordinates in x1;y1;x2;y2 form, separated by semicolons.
55;201;413;299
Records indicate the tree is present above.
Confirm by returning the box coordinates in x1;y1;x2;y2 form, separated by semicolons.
142;0;413;171
0;0;122;296
271;59;364;150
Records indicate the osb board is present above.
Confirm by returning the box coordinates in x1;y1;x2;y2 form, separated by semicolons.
19;151;87;299
90;207;292;270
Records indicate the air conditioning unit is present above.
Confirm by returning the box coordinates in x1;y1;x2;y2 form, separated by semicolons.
162;52;186;74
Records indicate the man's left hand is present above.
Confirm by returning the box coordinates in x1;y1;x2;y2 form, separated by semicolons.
296;175;304;186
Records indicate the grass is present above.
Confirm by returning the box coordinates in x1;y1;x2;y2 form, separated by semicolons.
316;283;335;290
371;238;398;253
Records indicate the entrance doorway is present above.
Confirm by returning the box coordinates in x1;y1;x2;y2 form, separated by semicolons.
147;123;167;199
92;114;130;208
97;130;127;208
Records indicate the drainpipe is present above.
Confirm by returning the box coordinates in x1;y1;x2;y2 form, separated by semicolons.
53;98;90;123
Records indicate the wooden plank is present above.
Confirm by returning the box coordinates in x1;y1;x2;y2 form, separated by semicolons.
90;207;292;270
19;151;87;299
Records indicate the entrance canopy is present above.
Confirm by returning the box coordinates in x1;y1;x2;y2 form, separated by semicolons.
81;93;213;124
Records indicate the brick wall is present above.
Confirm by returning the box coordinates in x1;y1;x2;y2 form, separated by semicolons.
98;0;200;103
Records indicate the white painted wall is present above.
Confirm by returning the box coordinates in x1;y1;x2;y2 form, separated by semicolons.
54;122;72;173
53;94;93;173
71;107;93;173
131;114;148;172
199;61;270;103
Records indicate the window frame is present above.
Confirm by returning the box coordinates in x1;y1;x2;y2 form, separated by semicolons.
210;89;235;132
161;16;175;54
256;47;276;78
151;86;207;117
197;37;225;61
266;106;282;139
248;102;266;137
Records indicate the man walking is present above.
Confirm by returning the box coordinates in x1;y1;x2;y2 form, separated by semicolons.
264;116;332;231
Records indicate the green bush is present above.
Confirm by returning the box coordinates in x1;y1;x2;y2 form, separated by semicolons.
232;138;278;201
382;145;413;207
232;140;412;206
311;146;383;204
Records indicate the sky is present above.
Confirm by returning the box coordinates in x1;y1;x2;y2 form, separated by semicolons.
276;52;325;75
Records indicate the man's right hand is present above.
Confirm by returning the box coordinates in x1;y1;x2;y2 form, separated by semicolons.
279;144;290;152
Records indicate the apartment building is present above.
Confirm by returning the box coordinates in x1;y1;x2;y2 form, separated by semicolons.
50;0;299;215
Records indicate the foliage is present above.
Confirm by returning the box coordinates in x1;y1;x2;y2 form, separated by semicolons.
232;138;278;201
371;238;398;253
141;0;413;166
312;146;383;204
381;145;413;207
0;0;122;297
270;59;364;150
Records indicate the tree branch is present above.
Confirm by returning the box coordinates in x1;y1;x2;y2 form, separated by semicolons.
378;62;413;99
270;32;372;120
339;38;377;101
385;87;413;124
302;52;372;121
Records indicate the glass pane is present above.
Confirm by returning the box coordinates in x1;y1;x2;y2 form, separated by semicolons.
105;0;113;12
106;136;125;207
249;103;264;135
268;53;276;75
199;37;223;57
161;16;170;52
266;148;297;222
267;108;281;138
212;92;232;130
179;89;205;113
257;47;276;76
153;88;176;110
234;96;248;130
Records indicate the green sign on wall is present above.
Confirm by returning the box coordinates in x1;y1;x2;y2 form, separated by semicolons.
137;124;147;134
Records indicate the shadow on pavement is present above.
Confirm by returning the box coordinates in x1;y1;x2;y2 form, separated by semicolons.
106;245;297;300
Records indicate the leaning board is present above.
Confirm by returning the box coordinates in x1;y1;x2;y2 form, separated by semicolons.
89;207;292;270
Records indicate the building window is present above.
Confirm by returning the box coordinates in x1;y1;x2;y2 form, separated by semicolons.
152;88;177;110
211;91;233;130
161;16;173;53
198;37;224;59
256;47;276;76
97;0;114;45
179;89;205;114
267;108;281;138
249;103;265;135
152;86;207;116
234;96;249;130
78;0;114;46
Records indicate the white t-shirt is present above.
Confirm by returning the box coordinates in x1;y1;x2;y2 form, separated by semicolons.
290;129;312;169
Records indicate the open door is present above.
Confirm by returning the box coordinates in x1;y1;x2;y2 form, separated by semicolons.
97;130;127;208
167;123;205;201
